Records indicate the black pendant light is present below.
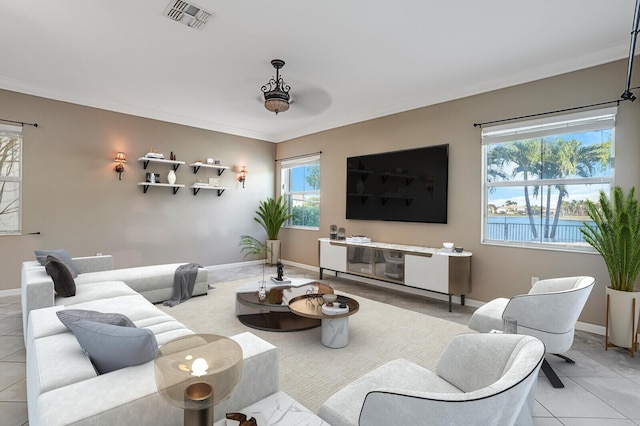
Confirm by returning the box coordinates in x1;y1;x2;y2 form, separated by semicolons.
261;59;291;115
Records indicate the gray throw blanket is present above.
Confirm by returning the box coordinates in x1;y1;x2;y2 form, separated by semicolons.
163;263;202;307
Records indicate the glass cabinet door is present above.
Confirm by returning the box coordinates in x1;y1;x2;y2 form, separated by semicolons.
347;246;374;275
374;249;404;281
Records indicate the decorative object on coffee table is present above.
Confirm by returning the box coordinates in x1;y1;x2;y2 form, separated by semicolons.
275;261;284;281
226;412;258;426
323;294;338;306
155;334;242;426
238;235;271;301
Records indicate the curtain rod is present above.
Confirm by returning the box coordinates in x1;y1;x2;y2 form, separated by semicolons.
473;99;624;129
0;118;38;127
275;151;322;162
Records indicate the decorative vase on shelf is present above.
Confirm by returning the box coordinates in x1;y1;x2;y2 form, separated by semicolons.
167;169;176;185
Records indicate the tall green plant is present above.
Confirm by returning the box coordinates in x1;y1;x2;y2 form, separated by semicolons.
580;187;640;292
254;196;293;240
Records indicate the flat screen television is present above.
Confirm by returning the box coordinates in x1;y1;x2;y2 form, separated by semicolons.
346;144;448;223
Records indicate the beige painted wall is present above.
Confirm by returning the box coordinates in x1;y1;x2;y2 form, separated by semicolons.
0;89;275;292
276;57;640;327
3;58;639;328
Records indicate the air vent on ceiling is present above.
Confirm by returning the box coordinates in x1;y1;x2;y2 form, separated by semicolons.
163;0;212;29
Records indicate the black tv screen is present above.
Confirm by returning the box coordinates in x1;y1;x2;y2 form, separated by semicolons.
346;145;448;223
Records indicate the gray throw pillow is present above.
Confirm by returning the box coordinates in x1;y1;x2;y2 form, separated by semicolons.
35;249;81;276
45;256;76;297
66;320;158;374
56;309;136;329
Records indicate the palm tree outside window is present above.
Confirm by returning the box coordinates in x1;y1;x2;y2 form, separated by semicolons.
280;154;320;229
481;107;615;251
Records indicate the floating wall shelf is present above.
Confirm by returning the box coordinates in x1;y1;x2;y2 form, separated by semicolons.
137;182;185;194
138;157;186;171
190;185;228;196
190;162;229;176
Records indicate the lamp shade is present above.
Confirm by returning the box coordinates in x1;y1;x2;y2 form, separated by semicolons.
264;98;289;114
114;152;126;162
154;334;243;411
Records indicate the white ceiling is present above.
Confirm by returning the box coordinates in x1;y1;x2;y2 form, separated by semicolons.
0;1;635;142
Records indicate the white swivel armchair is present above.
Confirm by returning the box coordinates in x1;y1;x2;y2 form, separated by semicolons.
318;333;545;426
468;276;595;388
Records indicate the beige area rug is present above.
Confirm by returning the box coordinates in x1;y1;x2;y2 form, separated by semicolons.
159;277;472;412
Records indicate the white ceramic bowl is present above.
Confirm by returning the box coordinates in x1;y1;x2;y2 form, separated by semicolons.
443;242;454;249
323;294;338;304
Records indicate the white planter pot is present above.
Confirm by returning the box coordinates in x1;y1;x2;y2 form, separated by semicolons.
606;287;640;351
266;240;280;266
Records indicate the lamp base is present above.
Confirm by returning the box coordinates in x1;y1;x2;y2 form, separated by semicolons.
184;406;212;426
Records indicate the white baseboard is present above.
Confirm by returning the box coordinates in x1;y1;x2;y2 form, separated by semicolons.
0;288;20;297
281;259;318;272
204;260;263;271
575;321;605;336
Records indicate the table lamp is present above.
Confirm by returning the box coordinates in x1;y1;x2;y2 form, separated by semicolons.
155;334;243;426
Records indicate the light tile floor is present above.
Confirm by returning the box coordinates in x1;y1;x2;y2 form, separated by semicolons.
3;264;640;425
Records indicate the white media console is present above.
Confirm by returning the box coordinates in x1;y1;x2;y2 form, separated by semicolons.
318;238;472;311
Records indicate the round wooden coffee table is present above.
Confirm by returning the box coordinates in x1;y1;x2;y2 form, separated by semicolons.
236;282;333;332
288;294;359;348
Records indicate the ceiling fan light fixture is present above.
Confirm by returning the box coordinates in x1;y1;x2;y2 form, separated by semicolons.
261;59;291;115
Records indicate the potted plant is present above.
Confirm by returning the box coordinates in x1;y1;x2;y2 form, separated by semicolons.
580;186;640;353
239;235;271;301
254;196;293;265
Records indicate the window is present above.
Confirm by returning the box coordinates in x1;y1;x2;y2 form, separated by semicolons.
280;154;320;229
481;107;615;251
0;123;22;235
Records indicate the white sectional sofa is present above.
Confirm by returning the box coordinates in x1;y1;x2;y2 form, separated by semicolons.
21;254;209;334
22;255;329;426
26;295;279;425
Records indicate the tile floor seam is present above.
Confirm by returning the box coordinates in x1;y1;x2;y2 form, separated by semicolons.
568;374;631;420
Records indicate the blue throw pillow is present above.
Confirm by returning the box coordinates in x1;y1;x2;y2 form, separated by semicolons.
66;320;158;374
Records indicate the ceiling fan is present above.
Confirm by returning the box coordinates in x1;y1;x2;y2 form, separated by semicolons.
259;59;332;117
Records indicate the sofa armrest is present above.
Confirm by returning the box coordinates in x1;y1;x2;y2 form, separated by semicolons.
21;263;54;342
359;389;522;426
214;332;279;422
72;255;114;273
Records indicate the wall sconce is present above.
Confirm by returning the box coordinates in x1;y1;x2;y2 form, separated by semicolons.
237;166;247;188
114;152;126;180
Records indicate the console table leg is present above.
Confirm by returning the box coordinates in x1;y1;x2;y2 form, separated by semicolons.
448;295;452;312
461;295;465;306
319;268;324;280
